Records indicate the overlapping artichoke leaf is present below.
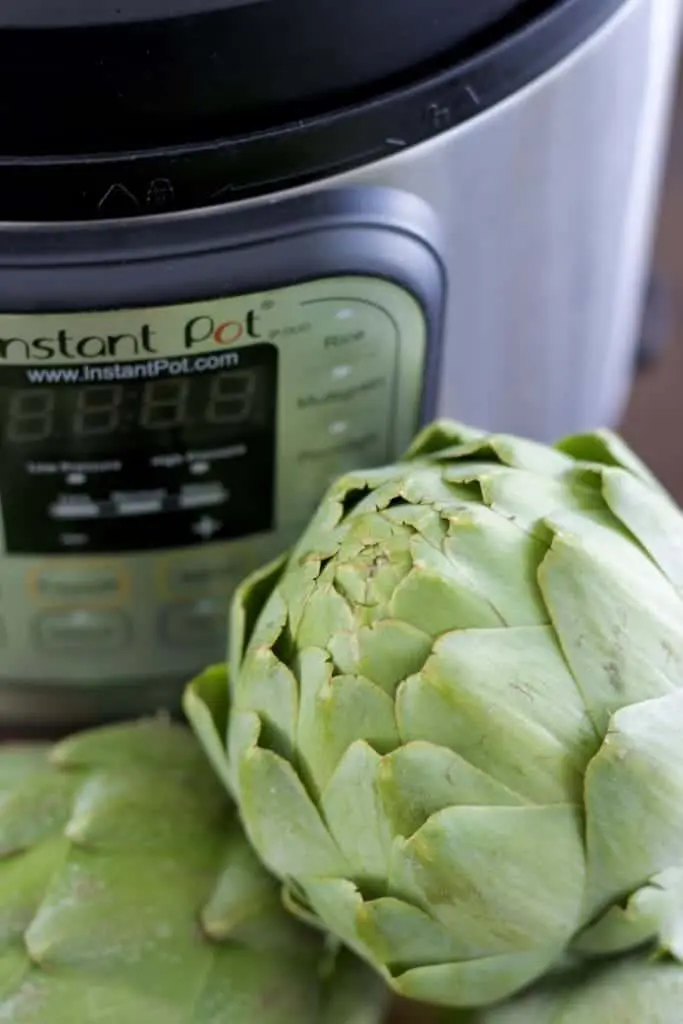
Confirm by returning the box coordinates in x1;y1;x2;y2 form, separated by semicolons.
443;955;683;1024
555;427;672;495
574;689;683;956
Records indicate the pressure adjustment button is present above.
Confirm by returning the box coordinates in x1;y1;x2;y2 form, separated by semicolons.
32;564;126;604
160;599;227;648
35;609;130;652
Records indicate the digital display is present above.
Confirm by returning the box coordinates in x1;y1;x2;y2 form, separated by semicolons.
1;368;267;448
0;343;279;555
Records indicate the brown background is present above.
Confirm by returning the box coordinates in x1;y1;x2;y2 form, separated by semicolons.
617;70;683;500
387;60;683;1024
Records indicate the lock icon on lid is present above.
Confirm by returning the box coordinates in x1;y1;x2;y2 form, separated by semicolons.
145;178;175;211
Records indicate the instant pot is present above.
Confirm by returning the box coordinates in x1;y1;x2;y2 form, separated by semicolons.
0;0;680;727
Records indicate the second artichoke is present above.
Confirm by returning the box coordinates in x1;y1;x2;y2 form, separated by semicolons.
0;713;386;1023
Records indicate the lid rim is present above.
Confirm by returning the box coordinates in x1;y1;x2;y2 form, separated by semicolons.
0;0;627;223
0;0;531;156
0;0;262;28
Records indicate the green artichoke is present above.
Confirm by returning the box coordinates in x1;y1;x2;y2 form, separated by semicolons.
188;419;683;1011
0;709;387;1023
446;955;683;1023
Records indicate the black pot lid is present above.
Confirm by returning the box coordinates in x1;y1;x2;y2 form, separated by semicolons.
0;0;526;153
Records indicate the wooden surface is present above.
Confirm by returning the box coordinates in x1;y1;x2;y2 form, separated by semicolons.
389;1004;438;1023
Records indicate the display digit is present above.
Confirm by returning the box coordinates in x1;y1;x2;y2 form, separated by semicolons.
140;379;190;429
6;389;55;443
206;371;257;425
73;385;124;437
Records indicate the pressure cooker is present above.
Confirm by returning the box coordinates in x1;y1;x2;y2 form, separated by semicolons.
0;0;679;727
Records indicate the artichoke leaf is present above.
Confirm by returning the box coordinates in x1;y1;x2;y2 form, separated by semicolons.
201;827;284;941
539;514;683;732
233;648;299;761
377;742;525;840
321;741;395;882
397;627;597;805
188;948;327;1024
24;849;224;1005
231;558;289;663
420;432;574;475
460;956;683;1024
320;952;390;1024
0;973;178;1024
439;507;550;627
53;718;204;774
0;836;68;944
575;867;683;961
584;690;683;915
237;743;348;878
572;901;658;958
477;468;611;533
0;949;29;1005
300;877;383;968
296;654;399;794
356;895;480;968
395;947;563;1009
391;559;505;635
296;582;355;649
556;428;671;495
332;620;432;694
403;419;487;459
183;667;235;798
601;466;683;591
391;804;586;955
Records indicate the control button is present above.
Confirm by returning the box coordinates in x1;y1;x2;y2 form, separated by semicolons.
334;307;356;321
114;491;165;516
302;299;399;369
165;557;241;598
160;599;227;649
296;370;389;412
192;516;222;541
328;421;349;437
35;609;130;652
59;533;90;549
49;495;100;520
32;564;127;605
295;430;391;492
180;482;229;510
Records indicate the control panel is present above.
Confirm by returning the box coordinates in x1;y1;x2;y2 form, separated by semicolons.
0;273;434;688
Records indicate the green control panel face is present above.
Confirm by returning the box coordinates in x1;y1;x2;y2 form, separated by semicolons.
0;275;428;685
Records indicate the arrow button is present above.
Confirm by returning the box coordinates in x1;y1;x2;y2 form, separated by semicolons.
192;516;222;541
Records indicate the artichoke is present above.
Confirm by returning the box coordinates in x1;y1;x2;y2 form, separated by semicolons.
188;419;683;1011
0;709;387;1023
446;955;683;1023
